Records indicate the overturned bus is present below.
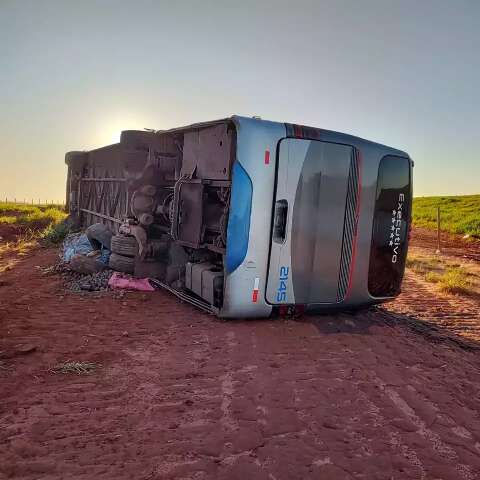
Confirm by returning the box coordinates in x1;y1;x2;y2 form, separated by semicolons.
65;116;412;318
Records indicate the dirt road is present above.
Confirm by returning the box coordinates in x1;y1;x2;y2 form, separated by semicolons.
1;248;480;480
387;269;480;344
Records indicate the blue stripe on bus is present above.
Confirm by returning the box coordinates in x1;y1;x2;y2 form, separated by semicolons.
225;162;253;273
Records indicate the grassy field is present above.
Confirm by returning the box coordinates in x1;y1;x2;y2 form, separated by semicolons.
0;202;69;249
0;202;66;228
3;195;480;237
413;195;480;238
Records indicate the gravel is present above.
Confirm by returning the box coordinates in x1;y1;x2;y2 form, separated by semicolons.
66;268;114;292
43;262;114;292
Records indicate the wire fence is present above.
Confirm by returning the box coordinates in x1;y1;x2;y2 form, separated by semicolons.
0;198;66;207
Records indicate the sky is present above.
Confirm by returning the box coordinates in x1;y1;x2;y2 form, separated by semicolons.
0;0;479;202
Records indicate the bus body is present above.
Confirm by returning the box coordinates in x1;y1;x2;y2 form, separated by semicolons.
65;116;412;318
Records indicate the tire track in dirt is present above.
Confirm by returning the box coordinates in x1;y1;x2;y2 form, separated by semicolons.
387;270;480;342
2;248;480;479
313;314;480;480
305;324;430;479
373;377;474;480
219;331;237;434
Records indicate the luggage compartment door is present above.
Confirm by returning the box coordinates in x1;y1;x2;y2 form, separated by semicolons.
266;138;354;305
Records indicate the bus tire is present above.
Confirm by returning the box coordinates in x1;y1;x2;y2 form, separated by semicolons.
120;130;155;149
86;223;113;250
109;253;135;274
110;235;138;258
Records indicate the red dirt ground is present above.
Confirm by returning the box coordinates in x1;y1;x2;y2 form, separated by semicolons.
1;246;480;479
0;224;26;243
387;270;480;344
0;217;57;245
410;227;480;262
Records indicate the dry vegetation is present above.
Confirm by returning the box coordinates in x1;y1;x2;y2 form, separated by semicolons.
406;253;479;296
50;361;98;375
0;202;69;272
425;269;471;295
0;231;38;272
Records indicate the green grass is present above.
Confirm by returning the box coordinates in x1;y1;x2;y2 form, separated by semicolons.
0;216;17;224
413;195;480;238
40;221;72;245
0;202;70;248
0;203;67;227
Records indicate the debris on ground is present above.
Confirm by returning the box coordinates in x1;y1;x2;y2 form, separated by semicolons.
62;230;110;266
36;227;116;292
38;262;67;276
64;268;114;292
41;261;114;292
62;233;96;262
108;271;155;292
39;227;156;293
50;361;98;375
85;223;113;251
69;253;106;274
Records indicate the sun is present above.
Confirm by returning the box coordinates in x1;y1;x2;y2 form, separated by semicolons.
110;130;121;144
93;111;162;147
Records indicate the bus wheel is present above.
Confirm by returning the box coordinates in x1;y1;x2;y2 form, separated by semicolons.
110;235;138;258
109;253;135;274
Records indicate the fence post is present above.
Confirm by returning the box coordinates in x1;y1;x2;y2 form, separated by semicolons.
436;206;441;253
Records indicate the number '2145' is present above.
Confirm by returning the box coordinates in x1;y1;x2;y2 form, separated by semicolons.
276;266;289;302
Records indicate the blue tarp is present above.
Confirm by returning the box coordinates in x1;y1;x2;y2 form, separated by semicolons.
62;233;110;265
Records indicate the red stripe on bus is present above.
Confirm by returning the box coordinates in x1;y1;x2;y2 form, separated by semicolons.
264;150;270;165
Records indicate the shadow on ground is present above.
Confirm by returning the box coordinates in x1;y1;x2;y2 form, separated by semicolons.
298;306;480;351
